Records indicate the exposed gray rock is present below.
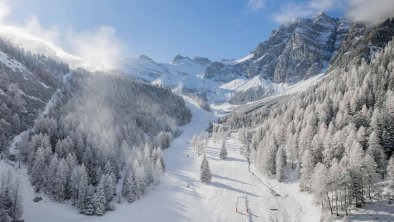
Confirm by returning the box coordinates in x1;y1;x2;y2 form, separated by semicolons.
205;12;350;84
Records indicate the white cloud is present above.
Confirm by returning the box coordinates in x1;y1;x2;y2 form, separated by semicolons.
273;0;342;24
308;0;339;11
0;0;11;21
273;3;313;24
67;26;121;71
247;0;266;10
347;0;394;24
0;0;123;71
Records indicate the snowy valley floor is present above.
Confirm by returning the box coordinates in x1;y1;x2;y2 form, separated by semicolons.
7;95;390;222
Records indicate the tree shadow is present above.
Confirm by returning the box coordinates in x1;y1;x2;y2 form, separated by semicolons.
210;181;259;197
225;156;247;163
212;174;252;186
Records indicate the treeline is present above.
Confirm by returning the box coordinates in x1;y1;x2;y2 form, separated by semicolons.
226;39;394;215
15;70;191;215
0;38;69;154
0;170;23;222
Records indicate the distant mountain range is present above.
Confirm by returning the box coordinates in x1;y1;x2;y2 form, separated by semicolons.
115;12;353;104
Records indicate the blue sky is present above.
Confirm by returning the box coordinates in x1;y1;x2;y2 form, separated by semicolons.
7;0;345;62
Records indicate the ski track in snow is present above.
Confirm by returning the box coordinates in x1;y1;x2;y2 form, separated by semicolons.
1;93;322;222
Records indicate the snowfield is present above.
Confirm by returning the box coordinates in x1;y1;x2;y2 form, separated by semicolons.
197;133;321;222
2;92;391;221
1;95;321;222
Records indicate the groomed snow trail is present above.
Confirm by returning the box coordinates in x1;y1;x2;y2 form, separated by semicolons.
197;133;321;222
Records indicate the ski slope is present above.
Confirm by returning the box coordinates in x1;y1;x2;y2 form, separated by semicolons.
1;94;322;221
196;133;321;222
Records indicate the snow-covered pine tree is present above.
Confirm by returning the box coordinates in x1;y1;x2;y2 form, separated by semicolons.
362;154;379;198
0;205;9;222
367;131;386;178
219;140;227;160
94;179;106;216
70;167;80;206
328;159;340;216
82;185;95;215
156;147;165;172
133;162;146;199
387;156;394;192
312;163;331;212
276;145;286;182
300;150;314;191
347;141;364;207
77;165;89;211
200;156;212;184
54;159;69;201
104;174;115;204
46;154;58;196
122;168;136;203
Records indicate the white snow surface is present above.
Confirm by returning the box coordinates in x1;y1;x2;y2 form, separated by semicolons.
234;53;254;64
1;93;326;222
0;51;30;73
0;25;81;65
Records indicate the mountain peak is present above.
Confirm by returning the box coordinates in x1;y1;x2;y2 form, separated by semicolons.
172;55;191;63
193;57;211;66
312;11;332;22
138;54;154;62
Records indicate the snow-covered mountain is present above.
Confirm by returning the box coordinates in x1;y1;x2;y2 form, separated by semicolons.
0;25;81;65
205;12;349;83
116;12;350;105
0;38;69;154
117;54;236;103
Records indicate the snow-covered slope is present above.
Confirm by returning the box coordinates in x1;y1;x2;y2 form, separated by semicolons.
1;95;321;222
117;13;350;105
0;25;81;65
205;12;348;83
117;55;234;103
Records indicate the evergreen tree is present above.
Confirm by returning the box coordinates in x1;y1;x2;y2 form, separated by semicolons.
219;140;227;160
31;147;46;191
387;156;394;192
94;179;106;216
311;163;330;211
54;159;68;201
276;146;287;182
122;168;136;203
82;185;95;215
300;150;314;191
133;162;145;199
200;156;212;184
367;131;386;178
0;206;10;222
10;179;23;220
77;165;89;211
362;154;379;198
104;174;115;203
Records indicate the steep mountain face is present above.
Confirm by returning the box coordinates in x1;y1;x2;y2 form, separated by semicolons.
330;17;394;69
205;12;348;83
220;17;394;216
0;38;69;152
117;13;351;106
116;55;235;104
117;54;212;89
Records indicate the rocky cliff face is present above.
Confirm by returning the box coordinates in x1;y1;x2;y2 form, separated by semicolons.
205;12;349;83
330;17;394;70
